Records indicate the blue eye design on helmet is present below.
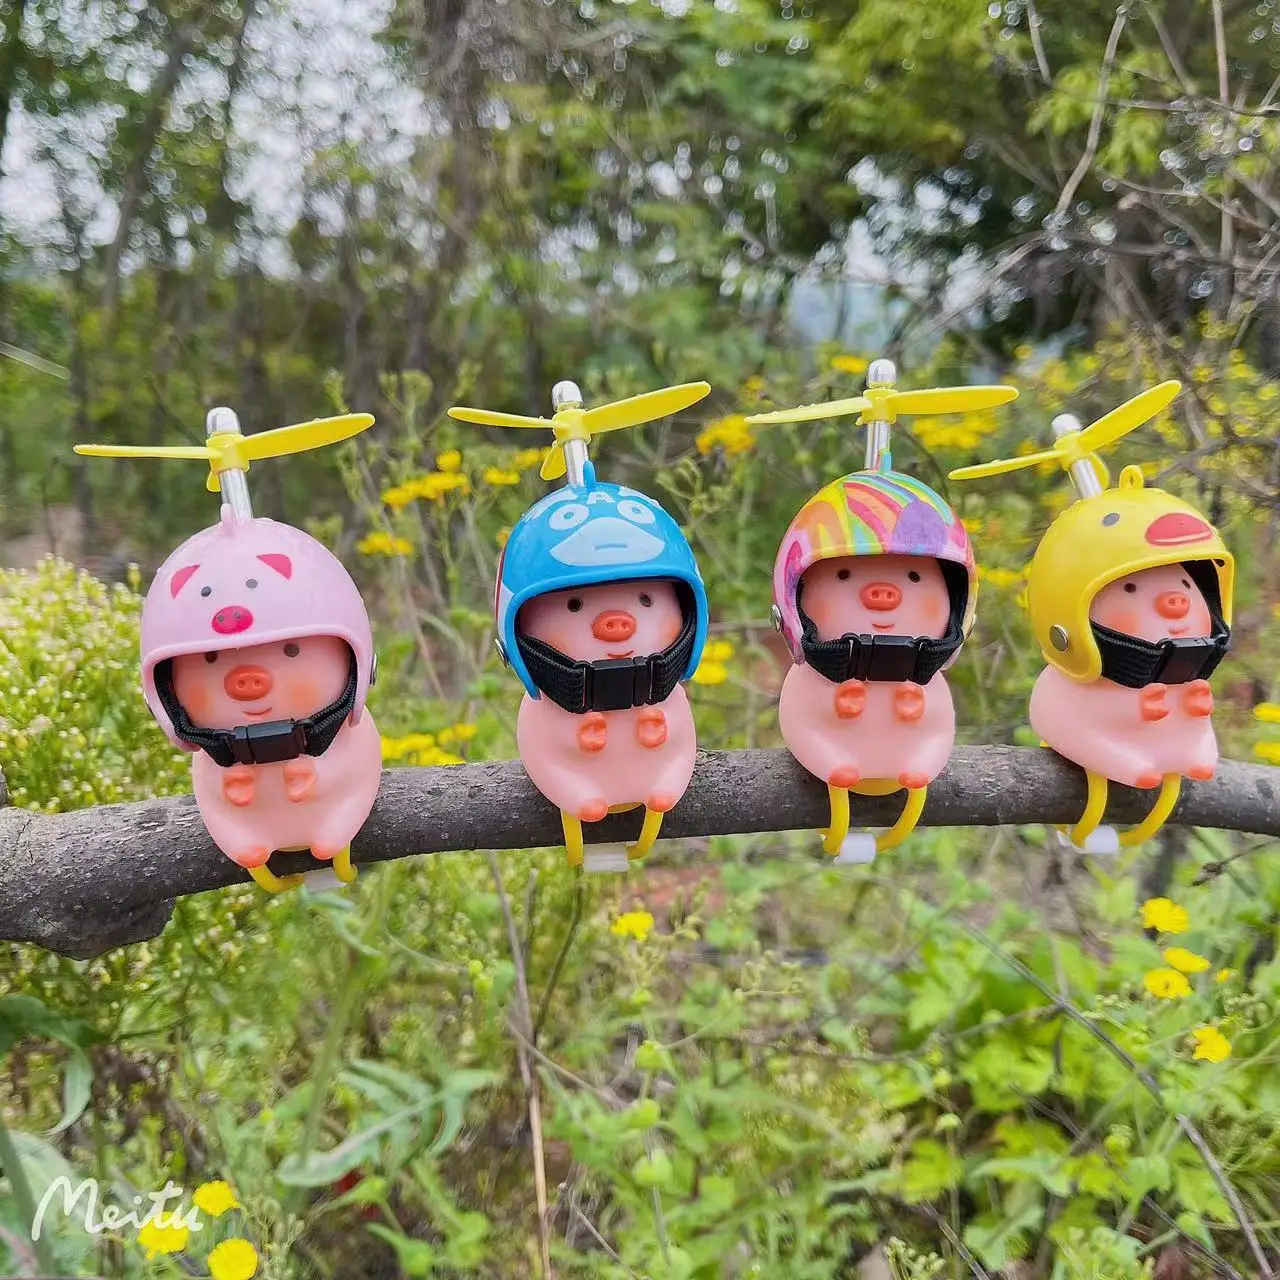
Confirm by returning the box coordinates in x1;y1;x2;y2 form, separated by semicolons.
495;463;708;700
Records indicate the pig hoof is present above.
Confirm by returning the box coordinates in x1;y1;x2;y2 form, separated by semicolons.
229;846;271;869
897;771;929;790
834;680;867;720
637;709;668;749
1139;685;1169;722
1187;764;1215;781
1134;771;1162;789
893;683;926;723
828;766;861;789
1183;680;1214;717
577;712;609;755
577;798;610;823
223;765;256;807
284;760;318;802
646;791;677;813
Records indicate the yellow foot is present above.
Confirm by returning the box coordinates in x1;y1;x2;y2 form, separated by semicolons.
247;863;306;894
561;812;585;868
1062;770;1181;850
626;808;665;861
331;845;358;884
875;785;926;853
821;784;851;857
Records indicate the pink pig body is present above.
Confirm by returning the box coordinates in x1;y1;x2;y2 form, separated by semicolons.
779;554;957;790
515;579;696;822
1030;563;1218;786
174;636;382;867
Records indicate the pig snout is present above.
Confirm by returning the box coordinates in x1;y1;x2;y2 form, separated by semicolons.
860;582;902;612
592;609;637;643
212;604;254;635
1155;591;1190;620
224;665;273;702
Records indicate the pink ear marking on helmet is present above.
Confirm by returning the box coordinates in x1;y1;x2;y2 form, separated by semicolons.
257;553;293;579
170;564;201;598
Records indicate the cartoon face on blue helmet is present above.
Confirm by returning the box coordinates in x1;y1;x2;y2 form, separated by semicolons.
496;463;708;705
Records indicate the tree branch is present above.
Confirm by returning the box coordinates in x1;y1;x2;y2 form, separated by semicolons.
2;747;1277;960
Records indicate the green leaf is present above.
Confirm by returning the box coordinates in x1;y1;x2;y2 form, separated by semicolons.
49;1048;92;1136
897;1139;964;1203
1125;1154;1172;1197
367;1225;435;1276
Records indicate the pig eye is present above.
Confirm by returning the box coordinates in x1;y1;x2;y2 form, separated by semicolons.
907;570;921;583
549;504;589;531
283;642;300;657
246;578;258;589
1102;513;1120;526
1124;582;1137;594
836;568;851;581
200;586;212;597
1181;578;1190;589
639;592;653;607
567;597;583;613
204;652;218;664
617;499;656;525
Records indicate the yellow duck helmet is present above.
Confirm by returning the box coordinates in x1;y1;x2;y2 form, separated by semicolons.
1027;465;1234;684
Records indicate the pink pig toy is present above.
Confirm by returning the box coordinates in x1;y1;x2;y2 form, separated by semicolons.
77;406;382;893
950;383;1234;852
771;471;977;863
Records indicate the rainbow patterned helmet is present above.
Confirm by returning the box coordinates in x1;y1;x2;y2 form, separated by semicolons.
772;467;976;668
140;505;375;763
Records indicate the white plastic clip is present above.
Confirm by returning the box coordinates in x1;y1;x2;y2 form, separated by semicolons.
583;844;631;874
301;867;346;892
834;833;878;865
1056;825;1121;857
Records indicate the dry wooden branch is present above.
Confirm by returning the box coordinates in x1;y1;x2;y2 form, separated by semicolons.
1;747;1277;960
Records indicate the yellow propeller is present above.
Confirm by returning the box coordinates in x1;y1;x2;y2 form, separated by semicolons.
947;381;1181;485
745;384;1018;428
75;412;376;492
448;381;711;481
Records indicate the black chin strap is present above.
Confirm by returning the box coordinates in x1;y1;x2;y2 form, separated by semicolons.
795;567;968;686
517;585;698;714
1093;619;1231;688
154;653;359;768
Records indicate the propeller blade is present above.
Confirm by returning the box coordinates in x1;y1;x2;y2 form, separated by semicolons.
1077;380;1181;453
237;413;375;461
885;385;1019;416
581;382;712;434
744;395;872;425
948;447;1063;481
540;445;567;481
74;443;214;460
447;406;555;430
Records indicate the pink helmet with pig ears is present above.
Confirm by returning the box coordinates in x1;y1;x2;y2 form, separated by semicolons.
140;505;376;753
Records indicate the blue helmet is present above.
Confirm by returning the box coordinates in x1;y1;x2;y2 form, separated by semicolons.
495;462;709;711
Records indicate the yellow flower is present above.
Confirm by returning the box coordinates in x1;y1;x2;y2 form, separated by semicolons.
208;1237;260;1280
436;449;462;472
1256;741;1280;764
192;1180;239;1217
611;910;655;941
483;467;521;486
512;447;545;470
1162;947;1209;974
409;471;471;502
381;485;414;510
1191;1025;1232;1064
1255;703;1280;723
691;660;729;686
451;723;477;741
831;354;869;375
1013;343;1034;361
741;375;765;399
357;531;413;557
1141;897;1189;934
1216;968;1236;984
137;1217;191;1259
695;415;755;457
976;566;1022;590
1144;968;1192;1000
703;639;735;663
496;526;511;548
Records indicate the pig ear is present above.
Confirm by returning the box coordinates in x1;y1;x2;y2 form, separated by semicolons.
170;564;201;598
257;553;293;580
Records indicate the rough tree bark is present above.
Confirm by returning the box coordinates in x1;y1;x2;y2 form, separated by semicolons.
1;747;1276;961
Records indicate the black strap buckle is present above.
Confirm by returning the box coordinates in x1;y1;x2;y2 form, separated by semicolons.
230;719;311;766
1150;637;1216;686
585;657;654;713
848;634;918;683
